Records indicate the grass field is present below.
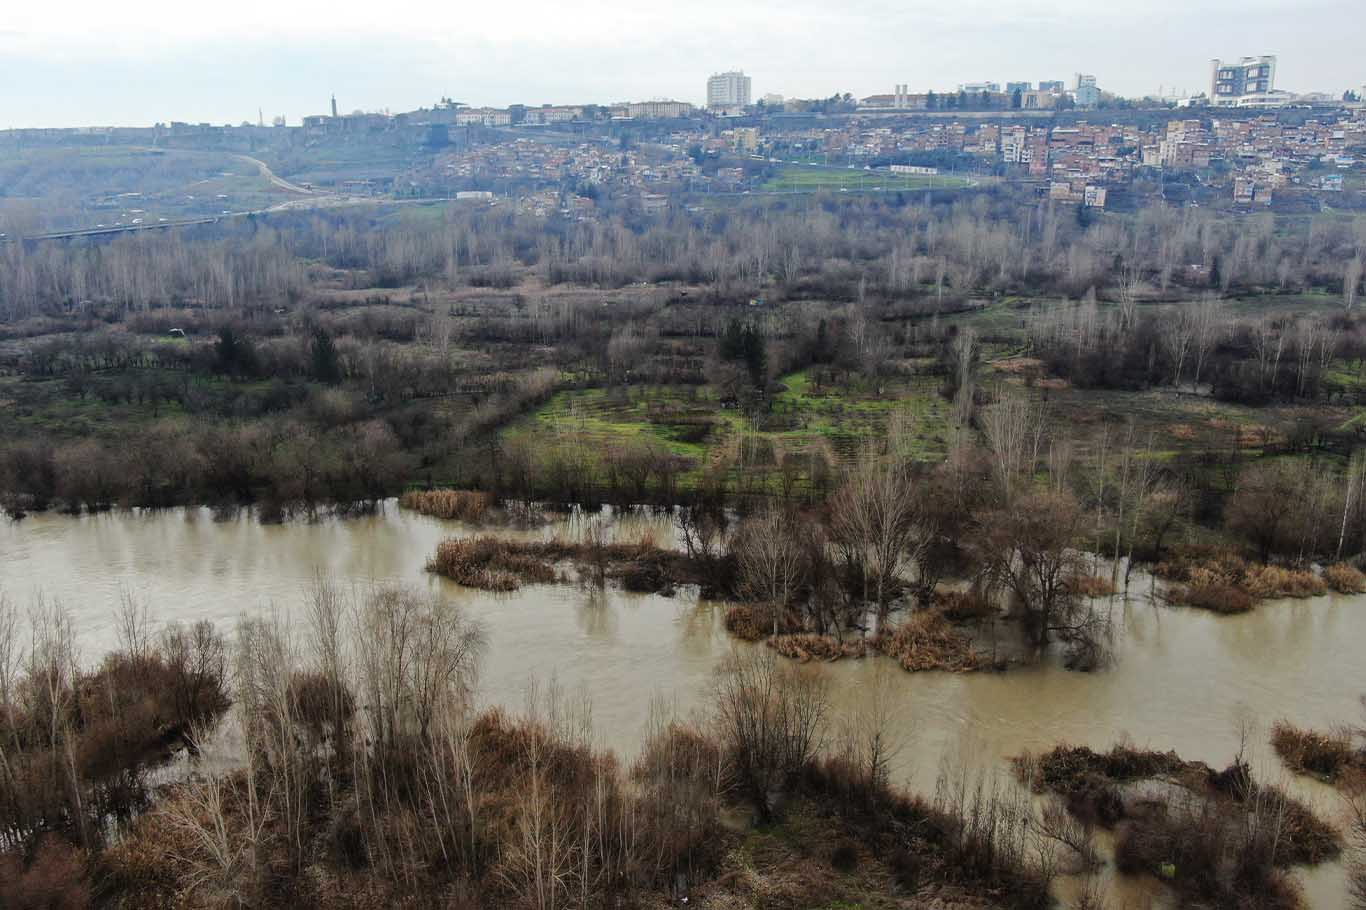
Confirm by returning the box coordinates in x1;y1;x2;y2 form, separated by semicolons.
0;146;290;232
501;368;956;494
761;165;975;193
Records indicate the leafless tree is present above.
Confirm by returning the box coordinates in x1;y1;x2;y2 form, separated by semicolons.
1345;255;1362;312
1115;266;1141;334
1340;451;1366;561
711;649;828;821
832;663;902;799
952;327;977;425
1160;306;1194;388
733;506;807;635
981;391;1047;503
1190;294;1225;388
829;454;931;620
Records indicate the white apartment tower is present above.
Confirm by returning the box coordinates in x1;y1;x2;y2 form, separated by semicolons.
1210;56;1277;107
707;71;752;109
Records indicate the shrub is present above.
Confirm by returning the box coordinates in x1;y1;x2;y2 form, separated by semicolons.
1325;562;1366;594
1174;580;1255;614
767;634;866;662
1065;574;1116;597
1242;565;1326;599
1015;743;1188;796
723;603;797;641
0;836;92;910
1157;546;1331;612
1271;720;1356;780
426;537;557;590
874;610;981;672
399;489;493;522
934;589;993;622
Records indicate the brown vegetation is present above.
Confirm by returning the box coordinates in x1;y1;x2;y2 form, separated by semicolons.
399;488;494;522
0;596;230;855
767;633;867;662
426;533;728;595
934;588;994;622
1065;574;1117;598
1016;741;1342;909
45;592;1059;910
1271;720;1363;782
1325;562;1366;594
1156;546;1328;613
875;609;982;673
426;536;559;591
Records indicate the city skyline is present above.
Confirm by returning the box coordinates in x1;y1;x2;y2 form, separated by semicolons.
2;0;1362;128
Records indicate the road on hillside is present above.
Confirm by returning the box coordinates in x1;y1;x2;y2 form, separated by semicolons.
233;154;317;195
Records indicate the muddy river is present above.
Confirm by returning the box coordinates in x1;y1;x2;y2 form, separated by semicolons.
2;502;1362;907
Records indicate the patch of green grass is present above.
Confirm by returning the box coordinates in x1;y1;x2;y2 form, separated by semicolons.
504;371;955;497
761;165;973;193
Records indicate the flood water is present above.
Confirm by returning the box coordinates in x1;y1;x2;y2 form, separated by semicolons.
2;502;1363;908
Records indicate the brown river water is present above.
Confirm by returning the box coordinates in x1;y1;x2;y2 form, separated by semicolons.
1;502;1362;908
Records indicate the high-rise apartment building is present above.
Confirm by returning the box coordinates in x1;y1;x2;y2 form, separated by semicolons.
1210;56;1277;107
1073;74;1099;107
707;71;752;109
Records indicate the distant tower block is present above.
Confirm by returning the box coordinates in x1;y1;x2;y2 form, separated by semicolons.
331;95;338;118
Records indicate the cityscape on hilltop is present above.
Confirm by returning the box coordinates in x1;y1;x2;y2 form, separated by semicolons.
2;56;1364;239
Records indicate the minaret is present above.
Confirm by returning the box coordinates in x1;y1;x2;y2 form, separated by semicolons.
331;95;338;118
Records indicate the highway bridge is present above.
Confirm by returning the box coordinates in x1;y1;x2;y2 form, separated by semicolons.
1;193;474;244
9;215;232;243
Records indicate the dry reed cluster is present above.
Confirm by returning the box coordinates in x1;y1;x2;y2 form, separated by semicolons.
426;536;558;591
399;488;494;522
874;610;982;673
1155;547;1328;613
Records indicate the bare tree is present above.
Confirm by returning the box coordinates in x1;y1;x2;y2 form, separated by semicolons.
1115;266;1141;334
981;391;1047;503
828;454;931;621
974;490;1102;662
114;588;154;664
711;649;828;821
831;663;902;800
1345;255;1362;313
733;506;807;635
952;327;977;425
1160;306;1194;388
1339;450;1366;561
1190;294;1225;388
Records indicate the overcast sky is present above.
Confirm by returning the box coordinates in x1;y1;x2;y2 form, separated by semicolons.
2;0;1362;128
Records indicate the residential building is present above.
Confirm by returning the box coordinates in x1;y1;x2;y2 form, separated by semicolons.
707;71;752;109
455;107;512;126
1210;56;1277;107
1002;126;1031;163
725;127;760;152
626;100;694;119
523;106;582;125
1038;80;1065;93
1021;90;1057;110
1005;82;1032;95
1073;74;1100;107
